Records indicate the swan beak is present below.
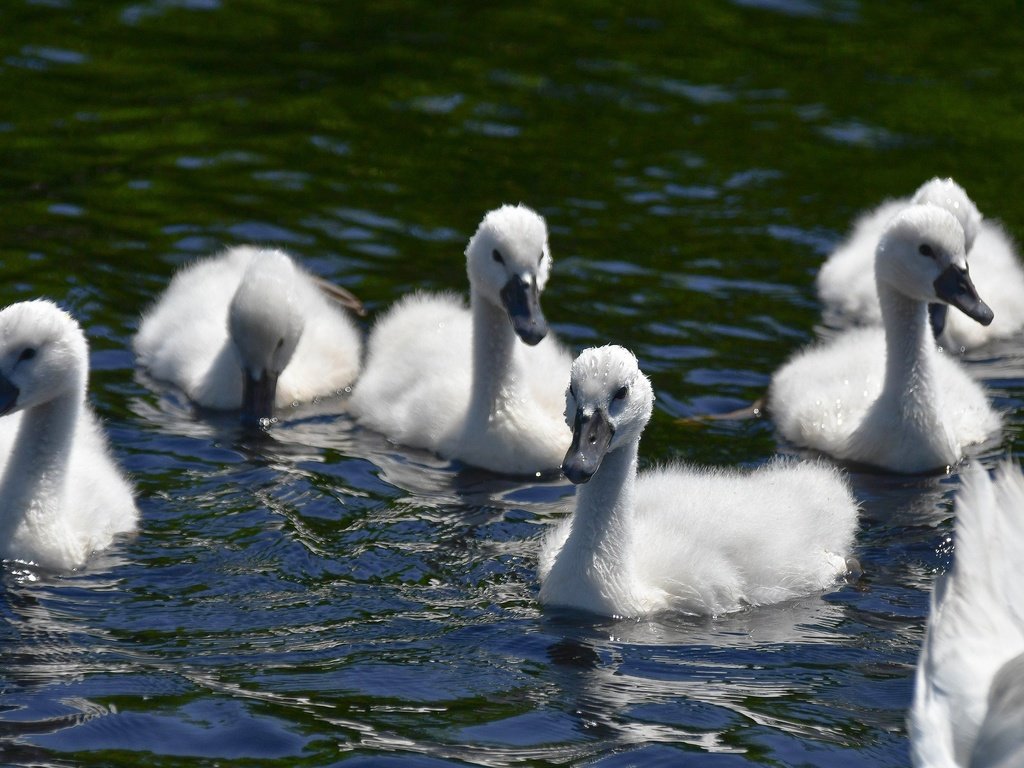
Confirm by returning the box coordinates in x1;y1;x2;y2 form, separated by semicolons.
0;374;18;416
500;275;548;346
240;368;279;427
928;303;949;339
933;265;994;326
562;408;613;484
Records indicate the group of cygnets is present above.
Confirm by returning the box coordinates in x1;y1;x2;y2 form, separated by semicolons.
0;177;1020;766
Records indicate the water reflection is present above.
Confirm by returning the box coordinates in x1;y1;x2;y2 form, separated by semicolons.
531;596;863;760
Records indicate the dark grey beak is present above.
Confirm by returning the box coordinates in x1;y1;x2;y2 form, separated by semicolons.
0;374;18;416
500;275;548;346
928;303;949;339
933;264;994;326
562;408;614;484
241;369;279;427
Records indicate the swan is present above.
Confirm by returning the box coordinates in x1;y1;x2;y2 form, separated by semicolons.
349;204;572;476
816;177;1024;350
769;204;1001;474
134;245;363;425
0;300;137;570
908;461;1024;768
538;345;859;619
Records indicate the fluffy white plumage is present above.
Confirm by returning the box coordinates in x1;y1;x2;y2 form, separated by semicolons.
817;177;1024;350
0;300;137;570
909;461;1024;768
538;345;858;619
770;205;1001;473
134;246;362;421
349;204;572;476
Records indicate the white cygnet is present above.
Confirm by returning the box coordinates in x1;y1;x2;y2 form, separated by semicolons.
771;204;1001;474
349;204;572;476
134;246;363;424
539;345;859;619
0;300;137;570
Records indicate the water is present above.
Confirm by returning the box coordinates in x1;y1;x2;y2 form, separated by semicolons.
1;1;1023;765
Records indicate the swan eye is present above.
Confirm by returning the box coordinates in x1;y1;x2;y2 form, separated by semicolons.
538;251;544;265
613;385;628;401
275;338;285;350
492;249;504;264
17;348;36;363
919;243;935;258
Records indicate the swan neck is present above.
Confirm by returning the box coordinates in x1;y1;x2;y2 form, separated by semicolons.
0;390;81;539
468;291;519;420
567;440;639;557
877;281;937;399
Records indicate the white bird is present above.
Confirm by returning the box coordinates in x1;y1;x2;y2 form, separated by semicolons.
349;204;572;476
816;177;1024;350
134;246;363;425
0;300;137;570
770;204;1001;474
538;345;859;619
909;461;1024;768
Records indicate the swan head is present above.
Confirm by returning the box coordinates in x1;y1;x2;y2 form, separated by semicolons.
227;249;305;425
875;204;993;326
911;177;983;253
562;345;654;484
0;300;88;416
466;204;552;345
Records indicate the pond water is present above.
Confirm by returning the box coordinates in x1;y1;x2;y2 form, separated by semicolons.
2;1;1023;765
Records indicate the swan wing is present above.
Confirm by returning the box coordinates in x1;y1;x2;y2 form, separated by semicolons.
350;291;472;450
769;327;884;455
910;462;1024;767
632;459;857;616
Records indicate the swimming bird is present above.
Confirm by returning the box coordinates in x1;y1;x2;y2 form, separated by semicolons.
770;204;1001;474
0;300;137;570
134;246;363;425
538;345;858;618
909;461;1024;768
816;177;1024;350
349;204;572;476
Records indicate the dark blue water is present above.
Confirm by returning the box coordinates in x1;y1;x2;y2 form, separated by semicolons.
2;1;1023;765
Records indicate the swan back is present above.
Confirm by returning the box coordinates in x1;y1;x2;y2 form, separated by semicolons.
911;177;983;253
0;300;87;412
910;461;1024;767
